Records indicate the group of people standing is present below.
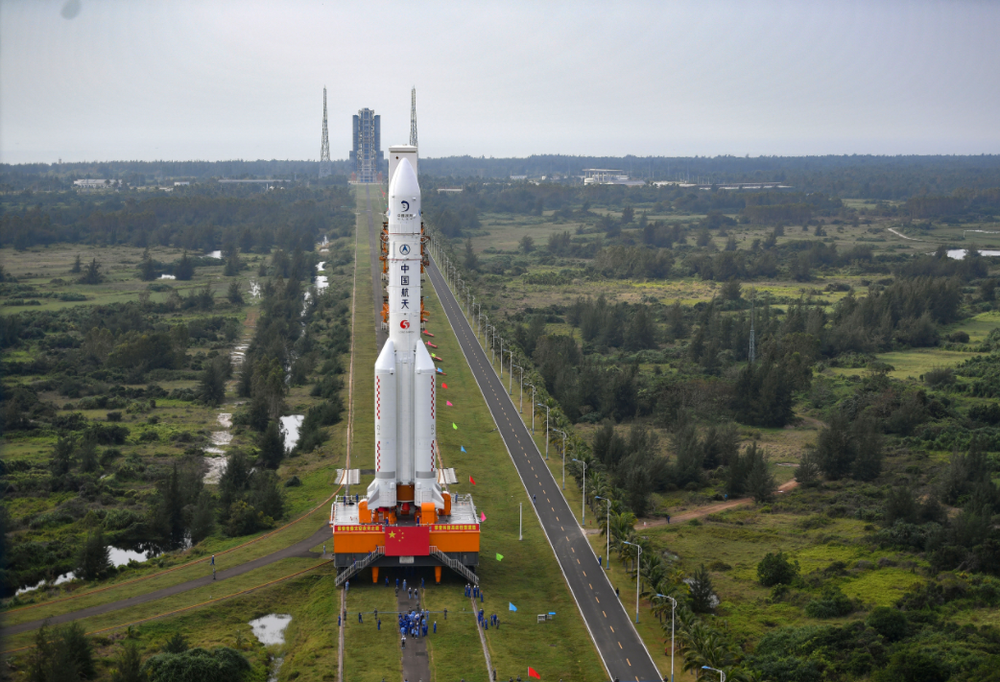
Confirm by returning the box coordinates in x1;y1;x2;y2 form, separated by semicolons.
399;608;434;648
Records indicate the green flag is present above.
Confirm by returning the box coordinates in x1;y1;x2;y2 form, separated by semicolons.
496;553;504;561
452;423;458;430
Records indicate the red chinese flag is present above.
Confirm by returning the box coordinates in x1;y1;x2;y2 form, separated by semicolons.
442;383;448;389
384;526;430;556
470;475;476;485
528;668;541;679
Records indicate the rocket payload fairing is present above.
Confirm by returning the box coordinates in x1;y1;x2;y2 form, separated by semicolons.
365;158;446;518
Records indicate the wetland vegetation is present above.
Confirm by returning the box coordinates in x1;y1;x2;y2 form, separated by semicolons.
427;159;1000;681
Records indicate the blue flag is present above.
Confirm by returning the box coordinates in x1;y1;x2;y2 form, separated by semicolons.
461;446;467;453
509;602;517;612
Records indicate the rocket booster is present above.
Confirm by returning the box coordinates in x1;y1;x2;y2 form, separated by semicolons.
366;158;445;514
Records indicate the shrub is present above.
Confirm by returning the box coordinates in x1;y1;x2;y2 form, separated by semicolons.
866;606;907;642
872;649;949;682
805;585;855;618
924;366;955;387
757;551;800;587
142;646;251;682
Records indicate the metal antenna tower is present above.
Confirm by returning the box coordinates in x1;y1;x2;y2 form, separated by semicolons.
749;296;756;364
409;86;418;148
319;87;331;178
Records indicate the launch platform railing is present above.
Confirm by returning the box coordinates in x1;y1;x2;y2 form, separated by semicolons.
429;546;479;585
334;546;384;587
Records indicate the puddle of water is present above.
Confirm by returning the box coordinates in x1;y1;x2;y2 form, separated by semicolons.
16;545;157;594
279;415;304;453
249;614;293;646
158;274;176;280
268;656;285;682
204;456;227;484
210;431;233;447
109;546;153;565
947;249;1000;260
207;250;223;259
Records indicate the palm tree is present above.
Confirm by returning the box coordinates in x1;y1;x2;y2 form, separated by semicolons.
680;621;739;678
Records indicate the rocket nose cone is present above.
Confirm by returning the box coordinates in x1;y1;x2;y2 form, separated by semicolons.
389;158;420;200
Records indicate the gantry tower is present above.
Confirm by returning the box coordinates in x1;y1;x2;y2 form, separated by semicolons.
319;87;332;178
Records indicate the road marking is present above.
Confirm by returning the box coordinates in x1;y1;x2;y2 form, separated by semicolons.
589;583;592;589
595;596;599;603
603;610;607;618
571;547;575;553
610;625;614;633
618;641;622;649
576;559;580;564
560;526;564;531
582;571;586;577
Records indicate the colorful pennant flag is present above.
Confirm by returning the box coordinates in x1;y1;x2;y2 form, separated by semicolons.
460;446;467;453
528;667;541;679
446;400;453;406
452;423;458;430
509;602;517;612
480;511;486;522
496;553;503;561
470;475;476;485
442;383;448;389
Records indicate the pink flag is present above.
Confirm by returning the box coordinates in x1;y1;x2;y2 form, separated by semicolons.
480;511;486;522
446;400;453;407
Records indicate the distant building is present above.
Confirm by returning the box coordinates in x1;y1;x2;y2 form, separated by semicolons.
73;179;118;189
582;169;643;186
350;108;383;183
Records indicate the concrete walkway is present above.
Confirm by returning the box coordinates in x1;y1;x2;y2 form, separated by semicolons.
397;583;431;682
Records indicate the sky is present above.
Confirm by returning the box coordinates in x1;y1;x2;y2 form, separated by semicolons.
2;0;998;164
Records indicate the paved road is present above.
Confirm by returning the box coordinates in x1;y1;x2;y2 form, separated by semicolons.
1;526;331;637
425;256;663;682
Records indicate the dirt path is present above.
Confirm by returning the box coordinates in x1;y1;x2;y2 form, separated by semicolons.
586;479;801;535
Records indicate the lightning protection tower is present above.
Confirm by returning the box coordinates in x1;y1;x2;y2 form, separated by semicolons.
319;87;332;178
409;87;418;149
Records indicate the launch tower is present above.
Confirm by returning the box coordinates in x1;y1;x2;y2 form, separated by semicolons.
331;149;479;586
319;87;332;179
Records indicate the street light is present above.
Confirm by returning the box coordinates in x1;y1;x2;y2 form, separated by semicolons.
594;495;612;567
701;667;725;682
571;458;586;524
506;350;514;394
657;594;678;682
552;428;568;490
526;384;537;434
512;364;524;412
536;402;550;459
622;540;642;624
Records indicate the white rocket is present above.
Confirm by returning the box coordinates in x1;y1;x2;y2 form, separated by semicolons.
366;158;445;515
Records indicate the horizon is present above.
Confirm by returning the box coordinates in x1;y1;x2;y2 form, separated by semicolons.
3;0;999;164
